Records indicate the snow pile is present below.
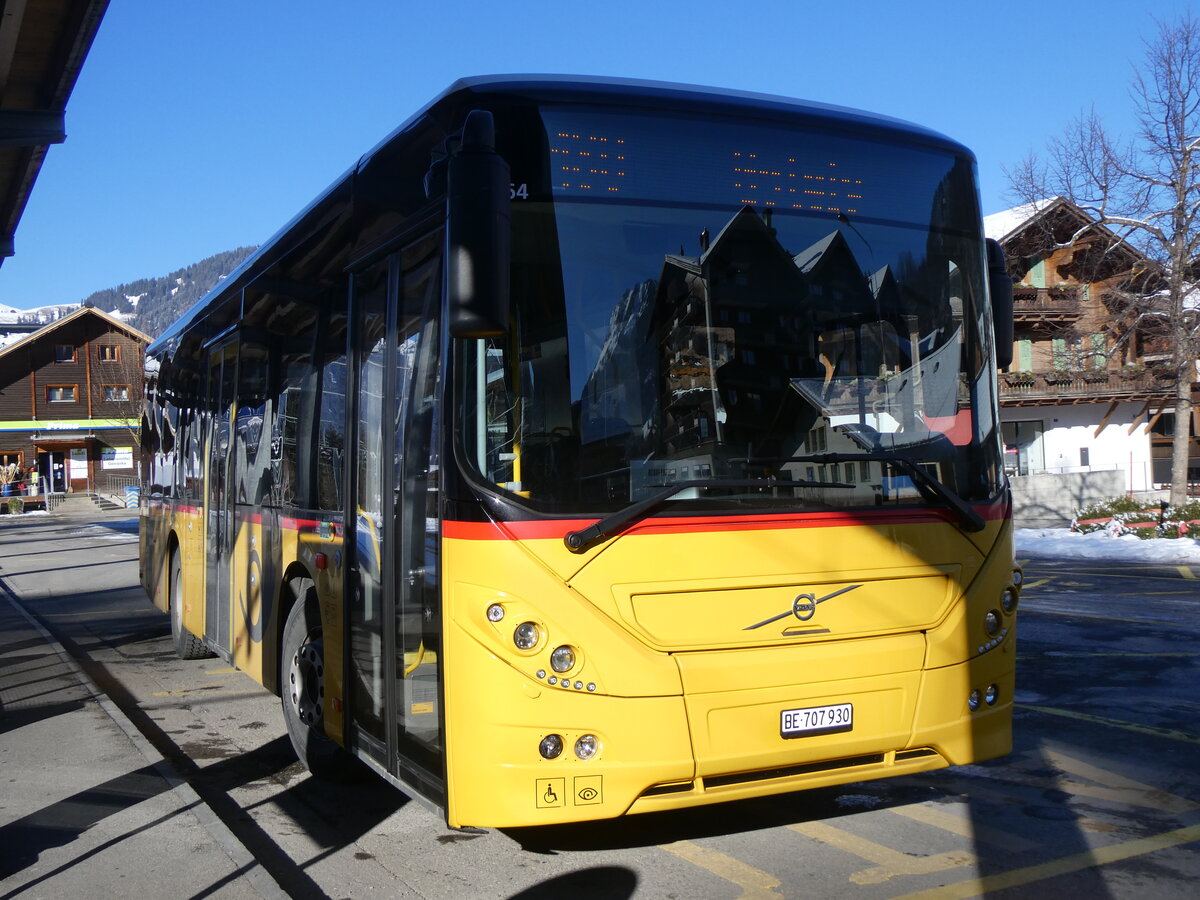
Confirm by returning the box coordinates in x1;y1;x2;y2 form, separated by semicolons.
1015;527;1200;563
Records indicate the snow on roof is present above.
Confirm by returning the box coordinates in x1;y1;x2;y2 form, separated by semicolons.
983;198;1058;242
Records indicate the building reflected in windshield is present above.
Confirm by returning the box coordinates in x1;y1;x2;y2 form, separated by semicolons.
578;203;973;504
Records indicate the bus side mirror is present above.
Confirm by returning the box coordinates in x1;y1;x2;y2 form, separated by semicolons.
447;110;511;338
986;238;1014;370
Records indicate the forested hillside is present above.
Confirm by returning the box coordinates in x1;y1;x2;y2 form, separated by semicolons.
80;246;256;337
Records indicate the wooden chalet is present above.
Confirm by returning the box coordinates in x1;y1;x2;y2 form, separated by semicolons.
0;306;148;498
985;197;1184;489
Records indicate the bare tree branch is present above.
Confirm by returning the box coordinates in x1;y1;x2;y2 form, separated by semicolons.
1007;12;1200;504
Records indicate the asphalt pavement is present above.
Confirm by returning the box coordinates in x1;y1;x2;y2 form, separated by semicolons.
0;504;282;899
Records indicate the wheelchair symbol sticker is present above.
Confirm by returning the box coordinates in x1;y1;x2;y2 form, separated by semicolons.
536;778;565;808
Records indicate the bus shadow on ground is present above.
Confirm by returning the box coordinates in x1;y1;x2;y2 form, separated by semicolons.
191;736;409;848
509;866;639;899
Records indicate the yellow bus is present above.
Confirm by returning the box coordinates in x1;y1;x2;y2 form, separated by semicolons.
139;76;1021;828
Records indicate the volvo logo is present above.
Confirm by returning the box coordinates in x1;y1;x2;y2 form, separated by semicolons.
743;584;862;630
792;593;817;621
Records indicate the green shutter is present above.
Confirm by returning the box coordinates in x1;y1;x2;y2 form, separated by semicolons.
1052;337;1067;370
1031;258;1046;288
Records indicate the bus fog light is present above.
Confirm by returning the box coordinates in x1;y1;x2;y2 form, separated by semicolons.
968;690;981;712
487;603;505;622
539;734;564;759
550;645;576;673
985;684;999;706
984;610;1001;636
514;622;540;650
1001;588;1018;614
574;734;600;760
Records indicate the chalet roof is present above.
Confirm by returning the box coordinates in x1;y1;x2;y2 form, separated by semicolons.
983;198;1060;243
0;305;149;364
984;195;1149;274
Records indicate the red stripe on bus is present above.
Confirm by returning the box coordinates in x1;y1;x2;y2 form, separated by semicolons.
444;503;1007;541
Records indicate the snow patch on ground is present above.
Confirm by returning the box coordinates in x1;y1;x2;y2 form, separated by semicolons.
1015;527;1200;563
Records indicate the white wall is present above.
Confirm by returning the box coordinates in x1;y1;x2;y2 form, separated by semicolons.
1000;402;1155;492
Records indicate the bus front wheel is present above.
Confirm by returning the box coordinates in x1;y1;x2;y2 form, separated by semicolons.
281;580;358;780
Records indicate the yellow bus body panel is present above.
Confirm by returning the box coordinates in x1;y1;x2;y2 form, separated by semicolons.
229;517;265;684
443;512;1015;827
181;508;207;640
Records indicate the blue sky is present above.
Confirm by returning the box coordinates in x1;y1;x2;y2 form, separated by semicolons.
0;0;1191;309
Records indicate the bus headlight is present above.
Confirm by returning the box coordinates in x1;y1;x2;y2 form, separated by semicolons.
985;684;999;706
574;734;600;760
550;645;576;673
514;622;541;650
984;610;1001;636
968;690;981;712
539;734;564;759
1001;587;1018;614
487;603;505;622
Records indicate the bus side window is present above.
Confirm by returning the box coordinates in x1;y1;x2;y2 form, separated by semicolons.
276;316;320;510
315;309;349;513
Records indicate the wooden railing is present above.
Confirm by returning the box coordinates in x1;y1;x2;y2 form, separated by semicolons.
999;369;1176;402
1012;286;1084;320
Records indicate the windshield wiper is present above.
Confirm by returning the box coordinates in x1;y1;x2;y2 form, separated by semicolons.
737;453;985;533
564;477;843;552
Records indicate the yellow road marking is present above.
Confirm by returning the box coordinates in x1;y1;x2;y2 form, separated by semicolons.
890;803;1037;852
789;821;974;885
892;823;1200;900
1001;749;1198;814
1021;704;1200;747
660;840;782;898
1023;568;1198;584
1176;566;1195;579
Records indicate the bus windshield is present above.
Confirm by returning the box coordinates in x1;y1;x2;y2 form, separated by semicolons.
462;105;1003;516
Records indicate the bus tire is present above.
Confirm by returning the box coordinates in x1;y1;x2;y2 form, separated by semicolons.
281;580;358;780
170;550;212;660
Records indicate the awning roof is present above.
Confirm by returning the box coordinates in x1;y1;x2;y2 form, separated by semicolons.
0;0;109;263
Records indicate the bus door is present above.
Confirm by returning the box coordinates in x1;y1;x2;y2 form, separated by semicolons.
347;231;445;803
230;340;273;683
204;339;239;655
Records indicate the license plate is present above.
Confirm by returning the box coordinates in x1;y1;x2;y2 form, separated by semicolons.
780;702;853;738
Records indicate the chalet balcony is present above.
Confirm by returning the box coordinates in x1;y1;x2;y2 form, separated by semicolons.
999;368;1176;406
1012;286;1084;324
